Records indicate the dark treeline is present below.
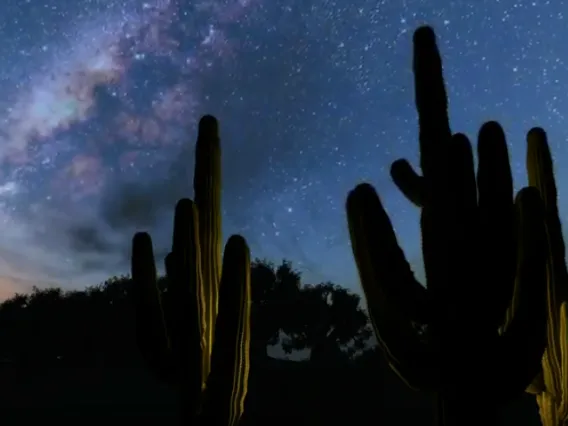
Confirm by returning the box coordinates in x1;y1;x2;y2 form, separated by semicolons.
0;259;397;424
0;259;371;366
0;259;539;425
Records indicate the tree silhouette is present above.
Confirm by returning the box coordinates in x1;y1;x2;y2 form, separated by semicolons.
249;258;301;359
282;282;372;363
0;292;30;363
0;259;371;369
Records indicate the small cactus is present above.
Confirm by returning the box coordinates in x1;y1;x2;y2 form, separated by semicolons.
131;115;251;426
346;26;548;426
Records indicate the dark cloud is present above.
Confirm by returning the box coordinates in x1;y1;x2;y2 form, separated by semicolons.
66;224;113;253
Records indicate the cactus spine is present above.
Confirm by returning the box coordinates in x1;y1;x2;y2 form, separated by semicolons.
525;127;568;426
131;115;251;426
346;26;548;426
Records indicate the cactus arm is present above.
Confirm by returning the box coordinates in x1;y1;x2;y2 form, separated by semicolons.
527;127;567;323
475;122;518;326
194;115;223;385
167;199;202;364
131;232;173;380
164;199;203;417
524;127;568;426
527;128;567;376
346;183;434;390
494;187;547;399
448;133;477;213
527;128;562;217
390;159;424;207
346;183;429;324
412;26;452;177
202;235;251;426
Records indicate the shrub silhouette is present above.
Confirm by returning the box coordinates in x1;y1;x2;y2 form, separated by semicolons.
282;282;372;363
249;259;301;359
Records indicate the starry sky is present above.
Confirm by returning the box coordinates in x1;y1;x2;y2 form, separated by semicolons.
0;0;566;299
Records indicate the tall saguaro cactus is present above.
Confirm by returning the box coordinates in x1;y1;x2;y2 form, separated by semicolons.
193;114;223;388
525;127;568;426
345;26;548;426
131;115;251;426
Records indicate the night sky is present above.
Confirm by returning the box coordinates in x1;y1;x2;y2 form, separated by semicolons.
0;0;565;299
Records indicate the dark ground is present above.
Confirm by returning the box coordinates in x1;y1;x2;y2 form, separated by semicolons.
0;355;541;426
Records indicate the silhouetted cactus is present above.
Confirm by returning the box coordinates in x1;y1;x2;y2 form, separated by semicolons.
345;26;548;426
131;115;251;426
521;127;568;426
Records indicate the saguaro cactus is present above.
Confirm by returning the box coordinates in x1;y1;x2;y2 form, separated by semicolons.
194;115;223;385
131;115;251;426
345;26;548;426
524;127;568;426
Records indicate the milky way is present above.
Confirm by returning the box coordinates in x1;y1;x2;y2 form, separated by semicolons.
0;0;259;291
0;0;567;298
